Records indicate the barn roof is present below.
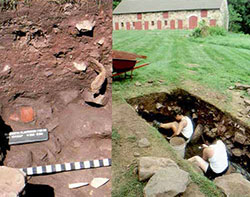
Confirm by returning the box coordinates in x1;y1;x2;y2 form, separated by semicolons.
113;0;224;14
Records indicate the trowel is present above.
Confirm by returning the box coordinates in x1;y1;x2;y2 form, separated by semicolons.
5;128;48;145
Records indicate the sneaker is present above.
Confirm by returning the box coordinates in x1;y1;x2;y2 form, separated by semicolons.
153;120;161;128
166;136;172;140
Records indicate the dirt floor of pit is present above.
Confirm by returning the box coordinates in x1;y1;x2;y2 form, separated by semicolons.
3;97;112;197
112;93;225;197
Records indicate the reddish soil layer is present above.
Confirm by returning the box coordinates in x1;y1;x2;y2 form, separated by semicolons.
0;1;112;196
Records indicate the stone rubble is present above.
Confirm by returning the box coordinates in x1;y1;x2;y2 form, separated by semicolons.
138;138;151;148
0;166;26;197
234;132;247;144
214;173;250;197
75;20;96;32
182;183;205;197
144;167;190;197
73;62;87;72
191;124;203;143
235;83;250;90
138;157;179;181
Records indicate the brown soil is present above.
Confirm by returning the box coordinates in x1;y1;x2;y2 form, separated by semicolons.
0;1;112;196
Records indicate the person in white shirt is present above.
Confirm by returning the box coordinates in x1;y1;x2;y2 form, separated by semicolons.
188;139;229;179
153;108;194;142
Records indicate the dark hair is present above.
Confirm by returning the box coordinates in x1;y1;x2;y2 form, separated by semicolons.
171;107;183;116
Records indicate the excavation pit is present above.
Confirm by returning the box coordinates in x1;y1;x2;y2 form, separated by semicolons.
127;89;250;179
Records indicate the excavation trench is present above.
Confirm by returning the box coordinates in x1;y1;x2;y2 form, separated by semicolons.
0;1;112;196
127;89;250;180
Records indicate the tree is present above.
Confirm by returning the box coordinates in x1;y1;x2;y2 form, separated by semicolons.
228;0;250;34
113;0;121;10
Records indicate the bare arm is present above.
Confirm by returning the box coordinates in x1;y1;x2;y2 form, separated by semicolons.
171;119;187;137
203;147;214;161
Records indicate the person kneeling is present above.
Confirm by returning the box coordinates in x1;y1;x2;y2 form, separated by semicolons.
188;139;229;180
153;108;194;142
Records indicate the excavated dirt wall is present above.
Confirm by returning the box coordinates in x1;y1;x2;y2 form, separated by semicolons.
128;89;250;174
0;0;112;196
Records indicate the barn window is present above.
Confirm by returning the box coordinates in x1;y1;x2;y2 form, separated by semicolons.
151;21;154;26
121;22;124;27
210;19;216;26
137;13;142;20
201;10;207;17
164;20;168;26
163;12;169;18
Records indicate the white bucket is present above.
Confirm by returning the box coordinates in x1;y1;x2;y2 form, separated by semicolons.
170;137;187;158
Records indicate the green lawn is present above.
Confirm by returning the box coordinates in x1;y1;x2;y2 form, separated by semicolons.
113;30;250;97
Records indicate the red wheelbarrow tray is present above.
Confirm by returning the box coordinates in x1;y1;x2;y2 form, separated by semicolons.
112;50;150;77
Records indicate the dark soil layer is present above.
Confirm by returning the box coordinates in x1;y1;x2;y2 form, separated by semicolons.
0;1;112;196
128;89;250;175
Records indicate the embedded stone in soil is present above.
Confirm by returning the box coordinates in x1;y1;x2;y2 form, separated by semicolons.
127;89;250;179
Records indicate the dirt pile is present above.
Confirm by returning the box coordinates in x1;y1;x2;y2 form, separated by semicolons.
0;0;112;196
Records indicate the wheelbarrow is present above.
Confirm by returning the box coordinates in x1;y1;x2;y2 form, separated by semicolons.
112;50;150;78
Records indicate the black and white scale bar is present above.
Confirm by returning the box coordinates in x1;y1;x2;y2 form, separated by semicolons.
20;158;111;176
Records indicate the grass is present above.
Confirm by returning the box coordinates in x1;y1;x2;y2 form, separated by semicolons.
190;32;250;50
113;30;250;99
112;163;146;197
112;128;121;142
127;135;137;143
112;128;146;197
112;30;250;197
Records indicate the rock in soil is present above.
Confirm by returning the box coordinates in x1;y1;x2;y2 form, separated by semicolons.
234;132;247;144
182;183;205;197
235;83;250;90
231;148;243;157
139;157;179;181
0;166;26;197
134;152;140;157
244;99;250;106
214;173;250;197
144;167;190;197
191;124;203;144
135;81;142;86
138;138;151;148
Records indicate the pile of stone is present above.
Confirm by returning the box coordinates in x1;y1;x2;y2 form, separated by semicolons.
0;166;26;197
138;157;191;197
138;156;250;197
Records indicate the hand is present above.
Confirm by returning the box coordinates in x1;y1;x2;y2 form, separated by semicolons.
202;144;208;148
